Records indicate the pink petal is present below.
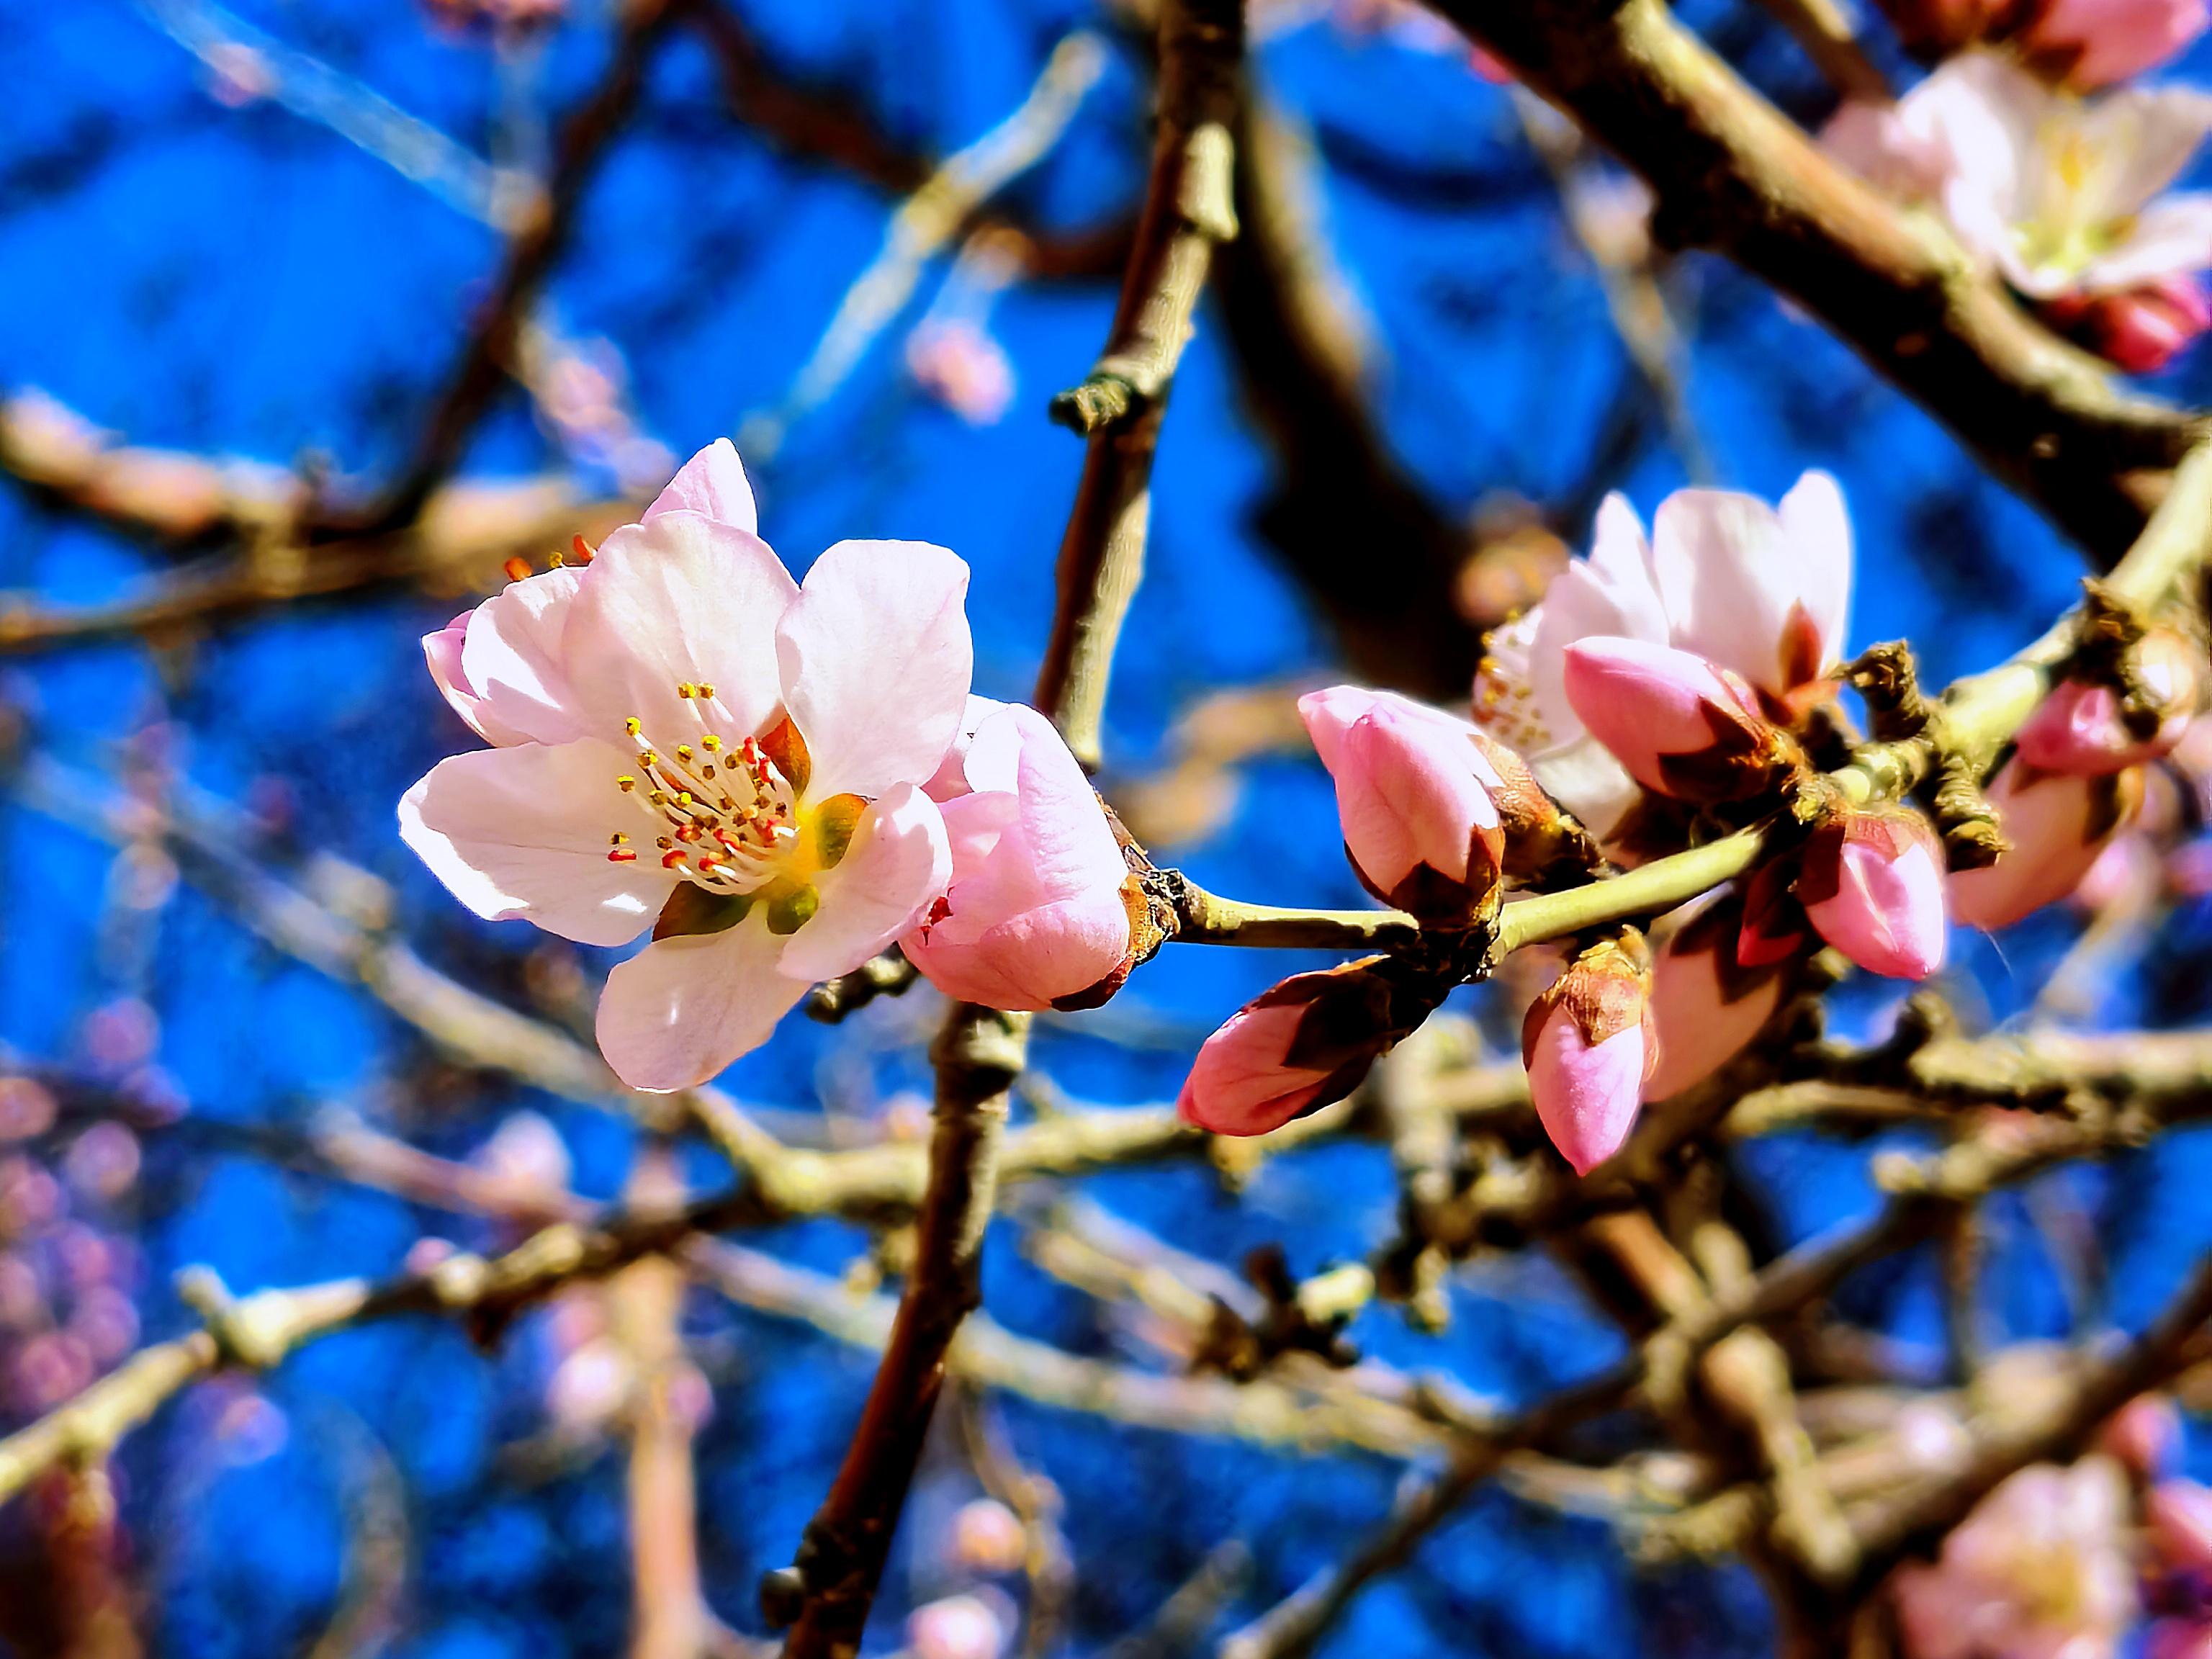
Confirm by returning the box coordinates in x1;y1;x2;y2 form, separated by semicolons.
925;694;1010;801
2150;1480;2212;1575
1951;764;2141;930
398;739;675;947
905;889;1132;1011
595;924;807;1092
642;437;758;533
1177;1002;1333;1136
1560;636;1772;798
776;782;950;984
454;566;595;747
1643;932;1784;1100
1527;1008;1645;1174
423;610;529;745
561;510;799;746
1805;831;1948;979
1300;688;1503;908
2031;0;2208;86
775;539;974;799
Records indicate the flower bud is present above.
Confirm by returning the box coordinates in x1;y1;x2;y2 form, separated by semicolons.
2015;629;2206;775
1560;637;1793;803
1950;763;2145;930
2020;0;2210;88
2098;1393;2180;1479
2069;276;2212;374
1522;933;1656;1173
2149;1479;2212;1575
902;702;1145;1012
1798;806;1948;980
1644;897;1790;1101
1298;686;1506;922
1179;958;1428;1137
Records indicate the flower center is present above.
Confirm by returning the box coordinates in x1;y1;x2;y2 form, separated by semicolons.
1473;611;1552;755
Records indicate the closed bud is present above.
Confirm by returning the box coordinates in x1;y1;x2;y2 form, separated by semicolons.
1950;762;2145;929
2065;276;2212;373
1179;958;1431;1137
1645;896;1791;1101
1560;637;1794;804
2020;0;2211;88
1522;932;1656;1174
1298;686;1506;923
2015;628;2206;775
1798;805;1948;980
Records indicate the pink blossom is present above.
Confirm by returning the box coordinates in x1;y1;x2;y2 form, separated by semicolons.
1473;476;1851;834
2151;1480;2212;1574
907;1594;1007;1659
1178;958;1411;1136
1892;1458;2136;1659
2015;629;2205;774
1950;763;2145;929
900;700;1136;1012
1298;685;1507;919
2058;274;2212;371
1522;935;1655;1173
2026;0;2210;87
906;320;1017;426
1827;55;2212;306
2100;1393;2182;1476
401;439;968;1091
1799;807;1949;979
1560;637;1790;802
1643;900;1788;1100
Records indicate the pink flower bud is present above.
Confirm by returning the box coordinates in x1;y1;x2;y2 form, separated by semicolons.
2098;1393;2181;1478
1522;934;1655;1173
1561;637;1792;803
1644;899;1789;1101
2015;629;2206;775
2022;0;2210;87
1950;763;2146;930
2151;1480;2212;1575
902;703;1141;1012
1798;807;1948;980
2080;277;2212;374
1179;958;1419;1137
1298;687;1507;922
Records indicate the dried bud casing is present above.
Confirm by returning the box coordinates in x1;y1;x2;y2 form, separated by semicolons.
1521;932;1656;1174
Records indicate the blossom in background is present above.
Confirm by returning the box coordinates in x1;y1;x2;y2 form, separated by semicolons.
1892;1457;2136;1659
906;320;1017;426
2024;0;2207;89
1523;933;1655;1172
1474;475;1851;832
900;698;1138;1012
402;439;970;1091
1298;685;1508;921
1951;761;2146;927
1826;54;2212;369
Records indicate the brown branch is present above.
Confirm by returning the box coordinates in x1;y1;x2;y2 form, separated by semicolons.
333;0;682;539
1427;0;2206;557
1037;0;1245;770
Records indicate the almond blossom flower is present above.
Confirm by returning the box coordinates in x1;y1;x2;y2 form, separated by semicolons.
900;699;1138;1012
906;320;1017;426
1474;477;1851;832
1798;806;1950;979
401;439;969;1092
1523;932;1655;1172
1827;53;2212;359
1950;761;2145;927
1560;637;1797;802
1298;686;1508;921
1892;1457;2137;1659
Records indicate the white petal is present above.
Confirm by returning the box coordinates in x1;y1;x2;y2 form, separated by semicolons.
398;739;673;947
1652;488;1799;694
2076;85;2212;222
2079;193;2212;290
775;783;951;983
775;539;974;798
457;567;593;747
1526;498;1671;748
1777;469;1853;670
595;924;806;1092
1529;735;1640;839
643;438;758;534
562;511;799;745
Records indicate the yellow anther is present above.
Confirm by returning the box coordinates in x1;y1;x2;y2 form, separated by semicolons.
677;792;693;806
617;775;637;792
649;790;669;806
676;745;693;761
678;683;696;699
624;717;642;737
701;734;721;751
638;750;658;768
696;683;715;699
609;832;628;845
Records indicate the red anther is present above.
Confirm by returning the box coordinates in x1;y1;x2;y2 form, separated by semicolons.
675;824;701;842
570;532;596;566
606;848;638;863
502;555;533;583
662;850;688;869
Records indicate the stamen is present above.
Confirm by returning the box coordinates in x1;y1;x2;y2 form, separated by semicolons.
608;848;637;863
701;735;721;751
570;533;596;566
502;556;532;583
625;717;643;737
